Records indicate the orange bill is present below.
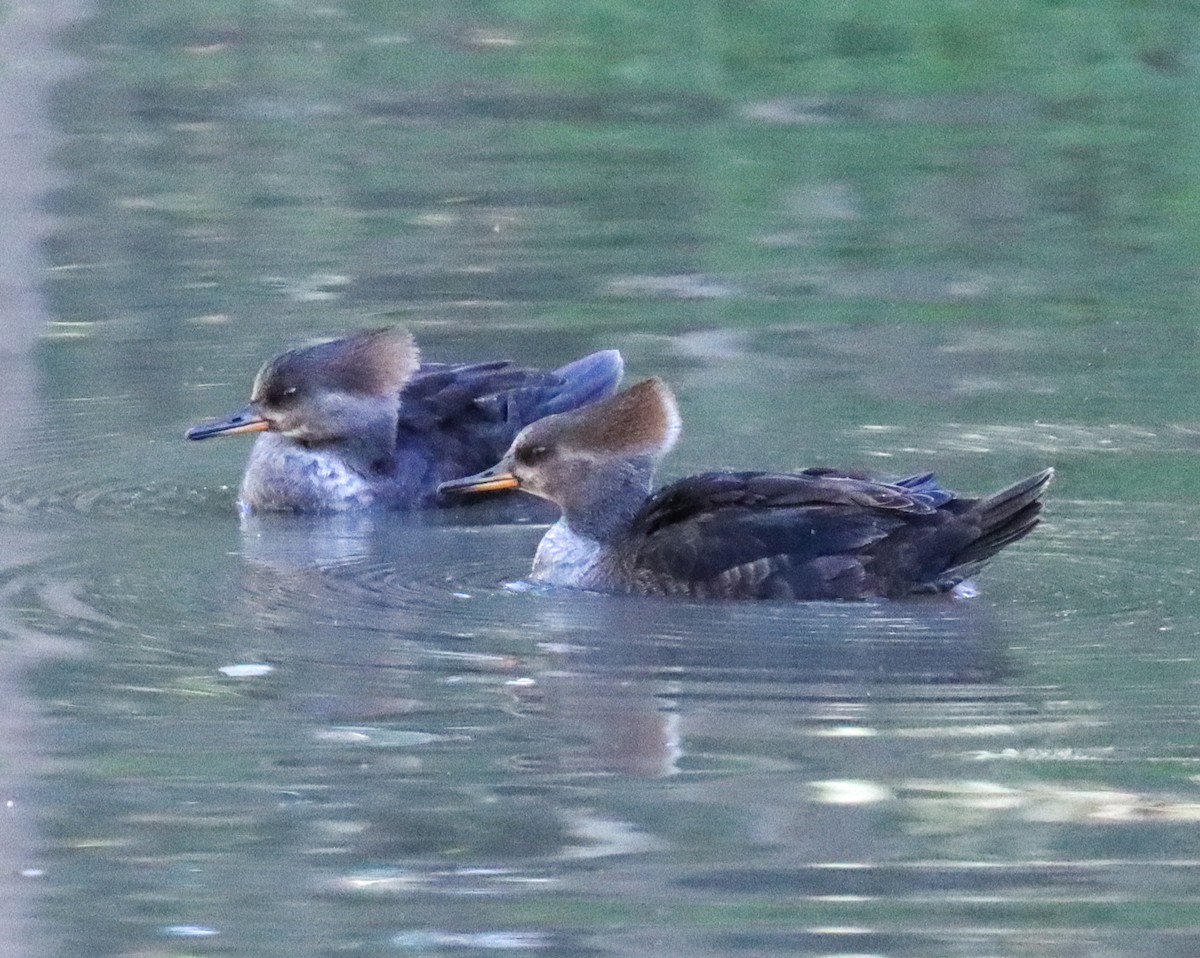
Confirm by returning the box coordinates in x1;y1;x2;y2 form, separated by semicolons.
438;467;520;496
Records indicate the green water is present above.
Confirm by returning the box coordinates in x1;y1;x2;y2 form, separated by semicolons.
1;1;1198;955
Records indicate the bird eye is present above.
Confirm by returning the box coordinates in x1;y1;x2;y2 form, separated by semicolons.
518;444;550;465
266;381;300;408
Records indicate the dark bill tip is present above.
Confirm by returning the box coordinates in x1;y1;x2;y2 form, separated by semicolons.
185;406;269;441
438;468;520;496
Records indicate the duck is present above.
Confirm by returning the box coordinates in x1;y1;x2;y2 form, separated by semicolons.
186;328;624;513
438;378;1053;600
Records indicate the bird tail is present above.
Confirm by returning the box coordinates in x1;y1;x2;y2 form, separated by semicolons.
952;467;1054;571
546;349;625;414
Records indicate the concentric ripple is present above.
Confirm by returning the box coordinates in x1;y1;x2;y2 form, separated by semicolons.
232;510;553;642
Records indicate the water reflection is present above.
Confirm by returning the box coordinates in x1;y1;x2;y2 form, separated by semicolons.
10;324;1195;956
22;485;1200;957
495;596;1017;784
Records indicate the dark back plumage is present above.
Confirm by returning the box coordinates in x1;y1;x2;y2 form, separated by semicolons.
620;467;1053;600
397;350;626;489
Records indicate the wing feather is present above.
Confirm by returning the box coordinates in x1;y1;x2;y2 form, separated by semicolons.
628;470;940;594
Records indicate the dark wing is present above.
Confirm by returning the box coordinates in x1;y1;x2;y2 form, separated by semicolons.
395;361;551;482
397;351;623;486
628;470;954;600
398;361;539;430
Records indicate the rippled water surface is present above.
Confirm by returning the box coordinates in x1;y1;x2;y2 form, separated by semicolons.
3;2;1200;956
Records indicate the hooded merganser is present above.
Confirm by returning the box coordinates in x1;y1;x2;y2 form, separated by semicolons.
186;328;624;513
439;379;1053;600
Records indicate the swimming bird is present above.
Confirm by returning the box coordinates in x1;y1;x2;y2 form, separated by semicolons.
438;378;1053;600
186;328;623;513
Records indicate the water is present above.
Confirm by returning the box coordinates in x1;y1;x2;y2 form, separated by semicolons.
3;1;1200;956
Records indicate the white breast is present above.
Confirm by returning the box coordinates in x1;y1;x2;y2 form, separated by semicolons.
530;519;606;588
239;434;377;512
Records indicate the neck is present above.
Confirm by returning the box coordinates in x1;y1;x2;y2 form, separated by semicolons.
339;425;396;475
301;394;398;475
558;456;655;544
